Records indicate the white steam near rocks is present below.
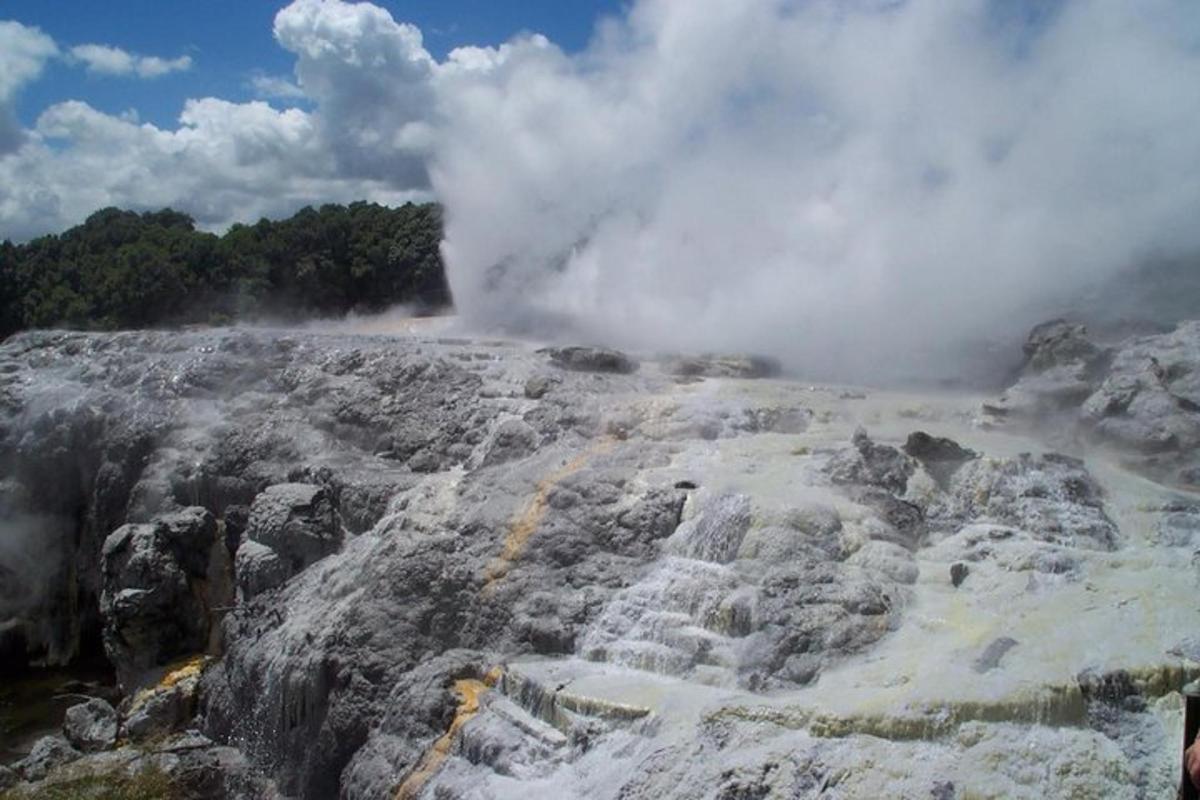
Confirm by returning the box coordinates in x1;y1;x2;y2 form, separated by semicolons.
1;0;1199;377
434;0;1200;378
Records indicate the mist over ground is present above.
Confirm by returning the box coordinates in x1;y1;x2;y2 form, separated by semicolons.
432;0;1200;381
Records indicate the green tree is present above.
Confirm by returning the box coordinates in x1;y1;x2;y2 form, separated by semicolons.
0;202;450;340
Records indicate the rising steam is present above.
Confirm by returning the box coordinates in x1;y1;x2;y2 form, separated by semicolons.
431;0;1200;381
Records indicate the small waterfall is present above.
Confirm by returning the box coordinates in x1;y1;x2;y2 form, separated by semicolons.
667;494;751;564
580;494;756;686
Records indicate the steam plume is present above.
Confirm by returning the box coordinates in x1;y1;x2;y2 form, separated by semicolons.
432;0;1200;381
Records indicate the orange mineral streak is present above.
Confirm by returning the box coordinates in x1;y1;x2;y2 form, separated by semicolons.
393;667;504;800
481;438;615;595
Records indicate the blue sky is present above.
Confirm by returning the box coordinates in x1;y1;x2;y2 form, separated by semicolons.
5;0;625;130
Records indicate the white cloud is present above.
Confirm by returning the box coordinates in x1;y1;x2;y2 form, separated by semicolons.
250;73;307;100
0;96;423;241
0;21;57;99
135;54;193;78
0;21;58;154
0;1;440;241
273;0;437;183
70;43;192;78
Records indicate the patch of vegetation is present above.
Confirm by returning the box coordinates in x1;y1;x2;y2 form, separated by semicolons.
0;764;174;800
0;201;448;339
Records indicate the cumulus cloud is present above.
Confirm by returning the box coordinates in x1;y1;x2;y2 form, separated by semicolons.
70;43;192;78
250;73;307;100
0;1;438;240
434;0;1200;381
0;21;58;154
0;96;423;241
273;0;437;184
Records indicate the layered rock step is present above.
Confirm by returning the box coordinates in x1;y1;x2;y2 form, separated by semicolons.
579;494;754;686
430;659;658;788
580;556;746;685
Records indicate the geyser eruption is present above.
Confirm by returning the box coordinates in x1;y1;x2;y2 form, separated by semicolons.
433;0;1200;380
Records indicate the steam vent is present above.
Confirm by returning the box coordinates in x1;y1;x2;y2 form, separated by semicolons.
4;0;1200;798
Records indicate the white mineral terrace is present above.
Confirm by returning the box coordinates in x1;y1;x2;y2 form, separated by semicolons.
430;363;1199;798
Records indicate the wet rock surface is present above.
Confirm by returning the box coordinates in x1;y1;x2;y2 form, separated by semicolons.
2;325;1198;799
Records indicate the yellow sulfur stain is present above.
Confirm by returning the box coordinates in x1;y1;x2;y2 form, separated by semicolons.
481;439;615;595
127;654;210;715
394;667;504;800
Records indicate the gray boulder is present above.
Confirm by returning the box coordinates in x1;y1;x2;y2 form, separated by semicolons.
523;373;560;399
662;353;781;379
904;431;977;485
539;345;639;374
1024;319;1106;374
14;735;80;782
100;507;223;689
996;319;1110;416
235;539;291;599
479;419;540;467
246;484;342;574
122;679;200;743
63;697;118;752
1079;322;1200;472
828;429;915;494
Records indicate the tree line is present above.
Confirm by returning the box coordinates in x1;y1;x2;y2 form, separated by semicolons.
0;201;449;340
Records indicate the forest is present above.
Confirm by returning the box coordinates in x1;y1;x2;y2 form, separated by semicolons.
0;201;448;339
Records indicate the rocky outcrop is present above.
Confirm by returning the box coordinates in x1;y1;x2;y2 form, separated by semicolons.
234;540;291;599
2;324;1196;799
0;352;166;665
662;353;782;379
243;483;342;582
201;444;690;798
121;658;207;742
478;419;540;467
995;319;1200;486
539;345;639;374
903;431;977;485
1;731;278;800
998;319;1111;415
928;452;1117;549
0;329;490;673
11;736;80;782
100;508;227;690
828;428;916;494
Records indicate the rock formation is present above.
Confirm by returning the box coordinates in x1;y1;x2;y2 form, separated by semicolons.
1;324;1198;798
